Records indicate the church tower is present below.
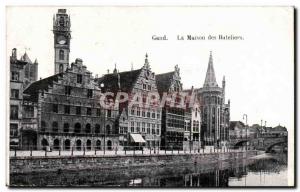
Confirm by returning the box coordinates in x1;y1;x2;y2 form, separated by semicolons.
198;51;230;147
53;9;71;74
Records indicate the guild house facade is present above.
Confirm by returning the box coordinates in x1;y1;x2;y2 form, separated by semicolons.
9;8;231;151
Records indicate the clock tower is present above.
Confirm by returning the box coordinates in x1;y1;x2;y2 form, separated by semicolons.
53;9;71;74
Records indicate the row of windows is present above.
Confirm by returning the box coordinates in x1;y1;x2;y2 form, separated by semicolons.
142;84;152;91
40;121;111;134
52;104;102;116
64;86;93;98
130;122;160;135
130;107;160;119
42;138;111;150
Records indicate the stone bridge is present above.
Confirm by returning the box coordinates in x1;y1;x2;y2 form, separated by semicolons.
229;136;287;152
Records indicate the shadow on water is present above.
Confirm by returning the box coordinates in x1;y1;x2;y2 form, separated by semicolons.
10;153;287;187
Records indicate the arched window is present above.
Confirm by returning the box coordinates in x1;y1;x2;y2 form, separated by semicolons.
74;123;81;133
59;64;63;73
107;140;112;150
86;140;91;150
95;124;100;134
76;140;82;151
106;125;111;135
53;139;60;150
85;123;91;133
59;50;64;60
96;140;101;150
63;123;69;133
52;122;58;132
64;139;71;150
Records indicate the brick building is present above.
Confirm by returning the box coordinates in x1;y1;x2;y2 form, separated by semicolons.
96;55;162;150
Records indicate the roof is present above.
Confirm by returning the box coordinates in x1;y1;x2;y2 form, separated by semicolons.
203;51;218;87
23;73;63;102
20;52;33;64
155;71;175;95
272;125;287;132
96;69;142;93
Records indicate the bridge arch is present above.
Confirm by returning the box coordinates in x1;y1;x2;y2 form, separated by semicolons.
266;141;287;153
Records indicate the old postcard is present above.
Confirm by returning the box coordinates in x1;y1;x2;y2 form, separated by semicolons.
6;6;294;187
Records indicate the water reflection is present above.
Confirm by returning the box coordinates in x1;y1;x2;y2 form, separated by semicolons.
10;153;287;187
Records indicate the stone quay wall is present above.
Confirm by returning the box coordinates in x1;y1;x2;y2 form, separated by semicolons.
10;151;260;174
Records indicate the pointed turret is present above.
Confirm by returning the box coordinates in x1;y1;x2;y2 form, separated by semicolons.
113;63;117;74
203;51;218;87
144;53;150;69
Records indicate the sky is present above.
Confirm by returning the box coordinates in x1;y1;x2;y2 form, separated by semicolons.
6;6;294;131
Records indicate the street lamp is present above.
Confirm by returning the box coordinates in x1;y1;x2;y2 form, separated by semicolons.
243;114;248;151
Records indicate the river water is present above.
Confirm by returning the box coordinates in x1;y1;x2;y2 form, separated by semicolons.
10;153;288;187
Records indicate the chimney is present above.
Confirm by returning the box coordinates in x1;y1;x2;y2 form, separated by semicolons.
12;48;17;60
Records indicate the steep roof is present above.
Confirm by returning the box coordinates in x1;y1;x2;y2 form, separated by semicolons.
20;52;33;64
155;71;175;95
203;51;218;87
23;73;63;102
96;69;142;93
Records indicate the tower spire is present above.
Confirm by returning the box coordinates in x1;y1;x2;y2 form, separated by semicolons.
203;51;218;87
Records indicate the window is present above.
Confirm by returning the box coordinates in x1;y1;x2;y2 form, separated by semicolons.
74;123;81;133
23;105;34;118
147;111;150;118
53;104;58;113
148;85;151;91
10;105;18;119
96;108;101;116
120;127;124;134
11;72;19;81
131;122;134;133
157;112;160;119
65;86;71;95
136;122;140;133
142;122;146;133
63;123;69;132
152;111;156;119
131;108;135;115
87;89;93;98
95;124;101;134
59;64;63;73
143;84;147;90
152;124;155;134
76;106;81;115
86;108;91;116
59;50;64;60
64;105;70;114
10;124;18;137
147;123;150;134
137;108;141;116
11;89;19;99
85;124;91;133
142;110;145;117
77;74;82;84
52;122;58;132
107;110;111;117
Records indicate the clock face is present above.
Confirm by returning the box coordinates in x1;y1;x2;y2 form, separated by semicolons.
57;35;67;45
